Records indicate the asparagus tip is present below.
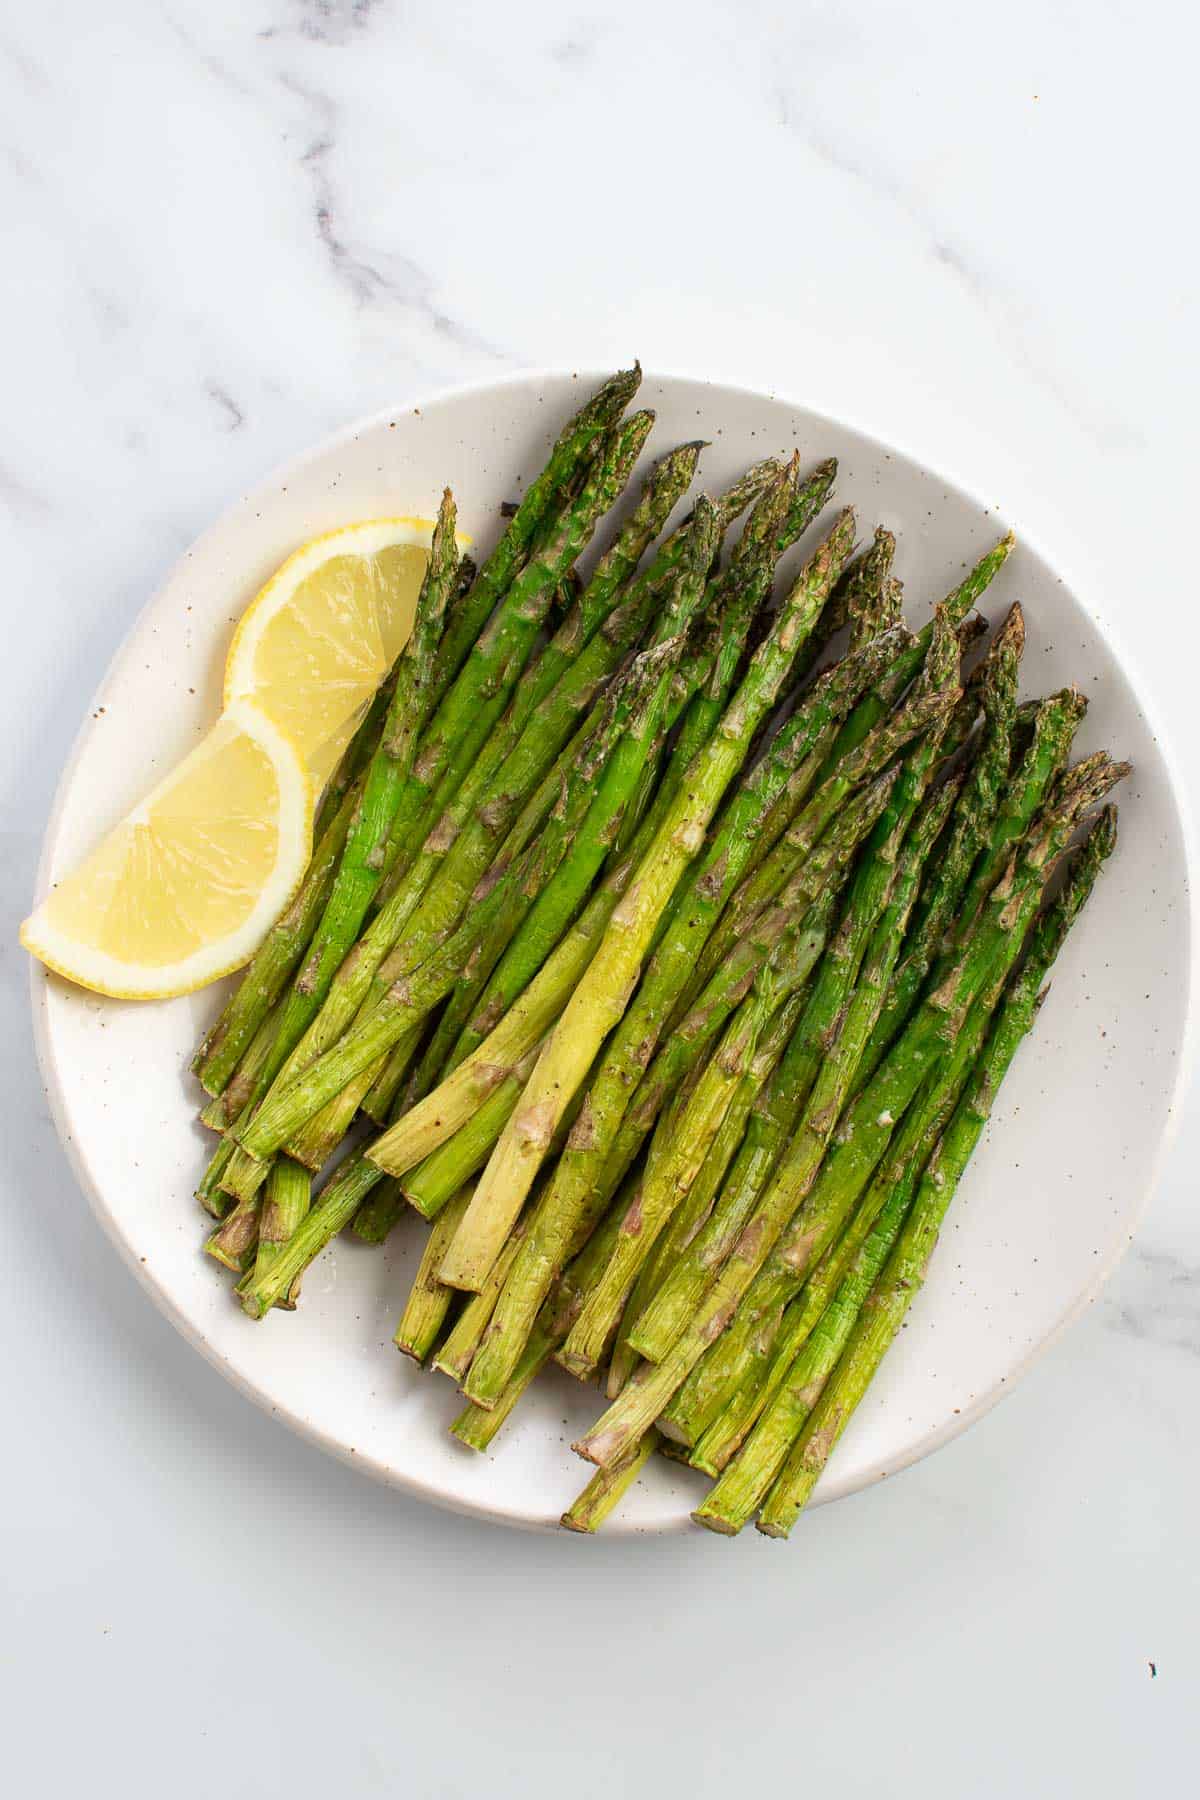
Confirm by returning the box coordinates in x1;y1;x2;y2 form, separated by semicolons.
1092;801;1119;857
994;598;1025;659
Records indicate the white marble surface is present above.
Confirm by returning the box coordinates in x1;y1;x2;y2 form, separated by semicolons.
2;2;1197;1793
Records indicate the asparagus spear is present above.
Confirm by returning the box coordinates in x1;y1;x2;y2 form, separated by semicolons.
304;538;466;847
431;1216;529;1385
192;777;367;1099
843;527;899;651
819;534;1013;773
280;1031;420;1174
757;806;1119;1535
233;630;696;1166
449;1330;557;1451
662;754;1124;1442
240;433;703;1162
407;465;804;1099
356;619;690;1130
394;1187;472;1362
204;1180;262;1272
935;605;1008;767
914;604;1025;916
193;491;461;1199
363;840;652;1182
441;624;896;1122
674;667;957;1026
360;708;637;1130
772;522;875;697
694;1086;972;1521
399;1041;545;1221
381;617;752;1203
288;487;460;974
195;1135;240;1220
372;619;741;1195
437;504;856;1295
851;603;1032;1089
360;1053;559;1252
429;366;642;705
281;564;706;1180
605;985;809;1399
621;453;835;839
631;734;964;1393
558;882;859;1383
690;908;1018;1502
698;458;837;703
658;772;963;1447
216;416;656;1189
572;754;1124;1470
682;572;992;1006
561;1432;659;1533
574;452;837;906
443;547;479;651
197;1092;231;1135
362;1016;444;1127
310;670;398;844
198;998;283;1133
420;502;720;1058
190;548;474;1101
458;770;896;1408
450;1194;633;1451
709;457;789;528
352;1169;415;1245
557;973;780;1381
367;439;676;938
359;423;685;970
689;866;1021;1482
240;1149;388;1318
624;959;826;1377
632;838;915;1366
246;1157;312;1311
365;479;808;1178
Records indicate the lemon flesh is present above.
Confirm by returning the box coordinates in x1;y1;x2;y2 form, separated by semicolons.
22;701;312;999
224;519;470;783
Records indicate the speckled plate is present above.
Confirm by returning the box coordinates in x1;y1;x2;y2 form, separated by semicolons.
28;370;1197;1534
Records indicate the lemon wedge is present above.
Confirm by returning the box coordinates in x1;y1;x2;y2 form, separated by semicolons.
21;701;312;999
224;517;471;786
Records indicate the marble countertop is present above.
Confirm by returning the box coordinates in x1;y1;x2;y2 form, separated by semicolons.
2;3;1196;1794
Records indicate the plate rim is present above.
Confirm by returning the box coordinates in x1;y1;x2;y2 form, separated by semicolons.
28;363;1200;1536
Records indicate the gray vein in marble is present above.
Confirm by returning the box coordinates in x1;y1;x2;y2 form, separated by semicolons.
1100;1242;1200;1358
773;84;1144;454
550;26;600;66
0;137;40;186
0;458;52;521
278;72;507;362
206;382;246;432
164;13;256;99
0;27;48;91
271;0;385;48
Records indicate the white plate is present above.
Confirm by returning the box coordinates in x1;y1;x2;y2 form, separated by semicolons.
29;370;1198;1535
